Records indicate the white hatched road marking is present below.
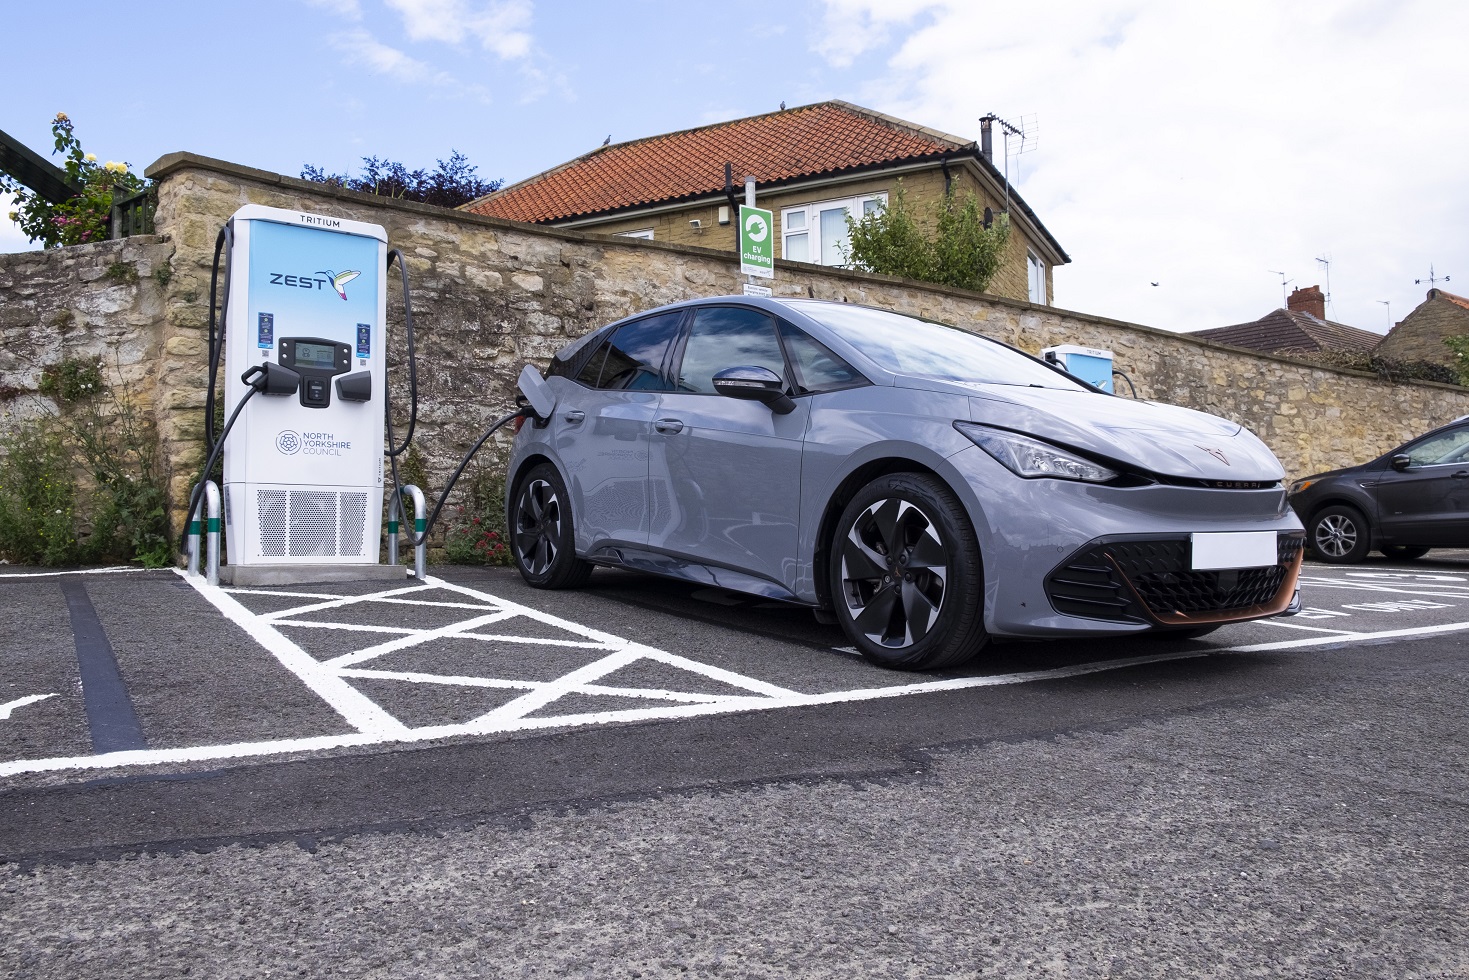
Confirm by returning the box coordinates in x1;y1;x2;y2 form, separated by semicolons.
0;694;57;720
3;567;1469;778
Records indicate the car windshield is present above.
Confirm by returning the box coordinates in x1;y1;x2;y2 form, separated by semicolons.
784;301;1088;390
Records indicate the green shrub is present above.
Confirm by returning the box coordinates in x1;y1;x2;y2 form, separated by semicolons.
438;454;513;566
844;181;1011;293
0;371;170;567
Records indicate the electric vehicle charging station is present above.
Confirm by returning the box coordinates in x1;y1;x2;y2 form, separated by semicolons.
218;205;391;580
1041;344;1115;393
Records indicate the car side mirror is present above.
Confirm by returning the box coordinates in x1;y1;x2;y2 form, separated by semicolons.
712;365;796;415
1391;454;1412;471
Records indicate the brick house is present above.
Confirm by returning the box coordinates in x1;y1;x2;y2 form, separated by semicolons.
462;101;1069;305
1373;288;1469;371
1191;285;1383;357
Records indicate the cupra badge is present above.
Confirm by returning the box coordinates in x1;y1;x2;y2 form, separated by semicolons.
1197;445;1230;465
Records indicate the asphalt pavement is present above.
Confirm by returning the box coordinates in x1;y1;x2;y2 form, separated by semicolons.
2;553;1468;977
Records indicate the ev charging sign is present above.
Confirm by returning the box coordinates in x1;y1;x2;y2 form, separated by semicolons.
739;205;774;279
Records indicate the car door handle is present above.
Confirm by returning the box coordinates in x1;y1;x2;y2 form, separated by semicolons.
563;410;585;424
1454;470;1469;479
654;418;684;434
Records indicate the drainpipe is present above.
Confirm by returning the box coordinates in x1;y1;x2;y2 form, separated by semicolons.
724;163;740;219
940;152;953;197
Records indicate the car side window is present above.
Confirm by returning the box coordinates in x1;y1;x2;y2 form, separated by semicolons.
778;320;866;394
597;312;683;391
1405;428;1469;466
675;307;788;394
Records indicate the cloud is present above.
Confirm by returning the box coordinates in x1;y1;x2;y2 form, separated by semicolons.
329;28;456;86
818;0;1469;335
384;0;534;59
306;0;363;16
813;0;939;68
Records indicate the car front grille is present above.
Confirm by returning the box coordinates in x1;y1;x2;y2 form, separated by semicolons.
1046;533;1305;625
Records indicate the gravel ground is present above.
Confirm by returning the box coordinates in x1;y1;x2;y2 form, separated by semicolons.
4;676;1466;979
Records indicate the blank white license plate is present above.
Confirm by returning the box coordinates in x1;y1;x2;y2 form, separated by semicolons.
1190;531;1276;570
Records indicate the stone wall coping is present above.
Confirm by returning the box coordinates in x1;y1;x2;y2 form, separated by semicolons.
143;151;1464;396
0;235;165;270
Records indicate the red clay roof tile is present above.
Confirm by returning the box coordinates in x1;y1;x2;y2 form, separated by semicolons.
466;102;965;224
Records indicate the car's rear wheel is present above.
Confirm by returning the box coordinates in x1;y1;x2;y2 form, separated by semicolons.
1308;505;1372;564
1380;544;1431;561
829;473;986;671
512;463;595;589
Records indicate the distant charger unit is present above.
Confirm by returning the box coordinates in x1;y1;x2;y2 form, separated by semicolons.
1041;344;1114;393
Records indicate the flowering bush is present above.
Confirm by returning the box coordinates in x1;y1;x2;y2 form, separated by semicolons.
1;113;147;248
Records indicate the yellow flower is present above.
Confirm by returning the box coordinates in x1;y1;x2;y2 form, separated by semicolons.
85;153;97;162
104;161;129;174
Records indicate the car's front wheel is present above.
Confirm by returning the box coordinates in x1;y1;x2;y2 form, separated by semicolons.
1308;504;1372;564
829;473;986;671
511;463;595;589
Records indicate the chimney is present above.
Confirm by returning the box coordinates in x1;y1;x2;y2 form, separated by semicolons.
980;115;994;163
1287;284;1326;319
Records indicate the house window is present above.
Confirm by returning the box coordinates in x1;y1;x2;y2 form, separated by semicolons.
1027;250;1047;305
616;228;654;240
781;193;886;267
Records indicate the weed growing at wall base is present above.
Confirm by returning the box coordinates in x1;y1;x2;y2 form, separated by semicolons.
0;368;171;567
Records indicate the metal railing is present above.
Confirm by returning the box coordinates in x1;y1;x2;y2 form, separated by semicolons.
387;485;426;581
186;480;221;585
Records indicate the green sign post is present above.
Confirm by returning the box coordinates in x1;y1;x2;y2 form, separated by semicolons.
739;204;774;279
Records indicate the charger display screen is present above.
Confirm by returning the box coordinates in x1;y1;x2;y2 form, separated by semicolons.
294;342;337;370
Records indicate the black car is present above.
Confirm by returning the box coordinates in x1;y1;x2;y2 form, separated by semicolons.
1288;417;1469;563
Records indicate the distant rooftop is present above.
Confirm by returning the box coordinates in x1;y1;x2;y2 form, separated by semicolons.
1193;307;1383;356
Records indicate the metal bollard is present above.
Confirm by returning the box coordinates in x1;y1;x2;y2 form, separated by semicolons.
388;485;427;580
187;481;221;585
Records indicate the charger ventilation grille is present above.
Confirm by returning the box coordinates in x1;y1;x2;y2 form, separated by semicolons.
256;489;370;558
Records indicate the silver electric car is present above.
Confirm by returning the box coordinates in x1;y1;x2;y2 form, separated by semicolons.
507;297;1304;670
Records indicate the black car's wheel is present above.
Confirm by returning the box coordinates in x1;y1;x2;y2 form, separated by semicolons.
829;473;986;671
511;463;594;589
1380;544;1431;561
1308;505;1372;564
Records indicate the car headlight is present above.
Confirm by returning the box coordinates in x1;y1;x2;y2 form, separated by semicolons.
955;422;1119;483
1289;478;1316;494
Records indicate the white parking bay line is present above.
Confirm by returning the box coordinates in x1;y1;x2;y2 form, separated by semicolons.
178;571;409;737
7;580;1469;780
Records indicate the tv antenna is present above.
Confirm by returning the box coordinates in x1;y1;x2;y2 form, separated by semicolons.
1268;270;1293;307
1315;255;1334;319
1414;264;1451;288
1377;299;1391;329
979;113;1036;214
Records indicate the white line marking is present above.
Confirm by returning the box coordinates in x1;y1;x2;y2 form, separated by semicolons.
11;572;1469;780
336;667;735;704
274;620;420;636
0;567;145;579
225;589;350;600
258;583;447;622
1257;621;1363;635
0;694;57;719
456;633;614;650
177;571;409;736
7;616;1469;779
324;610;521;667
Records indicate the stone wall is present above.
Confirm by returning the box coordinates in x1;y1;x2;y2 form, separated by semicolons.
0;236;173;420
10;152;1469;541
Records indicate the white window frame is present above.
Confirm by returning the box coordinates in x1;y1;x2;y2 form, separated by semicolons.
781;192;887;267
615;228;654;240
1027;249;1047;305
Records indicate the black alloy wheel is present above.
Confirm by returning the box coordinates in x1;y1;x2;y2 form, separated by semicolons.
1308;504;1372;565
1380;544;1431;561
512;463;594;589
830;472;986;671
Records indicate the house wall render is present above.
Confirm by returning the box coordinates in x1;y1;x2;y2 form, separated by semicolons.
5;153;1469;539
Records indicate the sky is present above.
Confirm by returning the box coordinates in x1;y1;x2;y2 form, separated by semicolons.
4;0;1466;336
